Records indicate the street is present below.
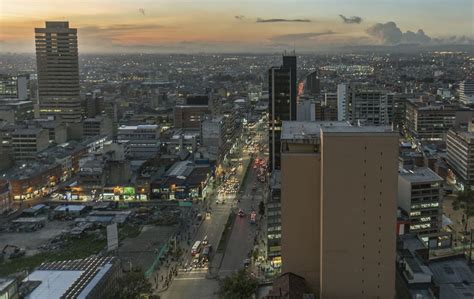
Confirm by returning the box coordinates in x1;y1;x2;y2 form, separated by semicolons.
160;126;267;298
218;156;263;277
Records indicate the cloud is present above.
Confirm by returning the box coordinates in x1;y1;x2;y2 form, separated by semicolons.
271;31;336;43
339;15;362;24
235;15;245;20
402;29;431;44
80;24;163;35
256;18;311;23
366;21;402;44
366;21;474;45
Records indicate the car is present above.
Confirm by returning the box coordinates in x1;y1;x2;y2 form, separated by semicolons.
238;209;245;217
243;258;251;268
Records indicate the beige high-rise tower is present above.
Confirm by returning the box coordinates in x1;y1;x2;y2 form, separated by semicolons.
35;21;81;123
280;121;398;298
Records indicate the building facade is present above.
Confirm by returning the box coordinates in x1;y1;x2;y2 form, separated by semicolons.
447;126;474;186
35;21;81;123
405;99;457;142
398;168;443;236
117;124;160;159
338;83;390;125
280;121;398;298
11;128;49;161
268;55;297;172
459;79;474;105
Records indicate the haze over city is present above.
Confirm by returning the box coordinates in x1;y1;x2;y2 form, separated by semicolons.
1;0;473;53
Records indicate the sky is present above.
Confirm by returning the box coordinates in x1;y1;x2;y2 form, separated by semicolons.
0;0;473;53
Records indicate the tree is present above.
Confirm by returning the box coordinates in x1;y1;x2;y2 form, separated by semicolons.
108;271;153;299
453;186;474;233
218;269;259;299
258;201;265;217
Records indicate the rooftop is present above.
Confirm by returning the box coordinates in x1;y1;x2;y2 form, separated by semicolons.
399;167;443;183
281;121;394;140
24;256;115;299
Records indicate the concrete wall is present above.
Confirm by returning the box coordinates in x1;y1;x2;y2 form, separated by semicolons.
281;152;321;293
320;133;398;298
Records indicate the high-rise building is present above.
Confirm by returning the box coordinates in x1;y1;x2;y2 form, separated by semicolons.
35;21;81;123
447;124;474;186
398;167;443;236
268;54;297;171
280;121;398;298
305;70;320;95
337;83;390;125
459;78;474;105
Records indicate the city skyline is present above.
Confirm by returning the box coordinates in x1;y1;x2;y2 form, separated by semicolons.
1;0;473;53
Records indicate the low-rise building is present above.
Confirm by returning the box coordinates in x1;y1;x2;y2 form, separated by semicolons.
150;161;212;200
0;161;61;201
398;168;443;236
21;256;120;299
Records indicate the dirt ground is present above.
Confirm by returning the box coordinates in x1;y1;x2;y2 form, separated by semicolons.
0;220;73;256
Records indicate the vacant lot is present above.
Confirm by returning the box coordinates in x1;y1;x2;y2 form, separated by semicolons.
0;220;73;256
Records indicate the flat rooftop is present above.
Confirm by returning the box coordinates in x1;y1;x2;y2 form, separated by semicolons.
399;167;443;183
281;121;394;140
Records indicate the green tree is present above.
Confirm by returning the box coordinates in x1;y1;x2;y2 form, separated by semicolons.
258;201;265;217
108;271;153;299
453;186;474;233
219;269;259;299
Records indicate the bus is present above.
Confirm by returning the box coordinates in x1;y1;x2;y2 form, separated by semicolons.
191;241;201;256
202;245;212;262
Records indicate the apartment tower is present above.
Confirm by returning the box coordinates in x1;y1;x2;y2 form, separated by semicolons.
280;121;398;298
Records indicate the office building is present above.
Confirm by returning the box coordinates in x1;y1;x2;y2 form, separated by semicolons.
280;121;398;297
337;83;390;125
11;128;49;161
405;98;457;141
35;21;81;122
85;92;104;118
0;100;34;123
398;168;443;236
305;70;320;95
117;124;160;159
0;74;29;101
268;54;297;171
174;105;210;129
459;79;474;105
83;116;113;139
447;125;474;186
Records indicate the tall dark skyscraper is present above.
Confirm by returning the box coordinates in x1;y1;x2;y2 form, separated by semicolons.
35;21;81;123
269;54;297;171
